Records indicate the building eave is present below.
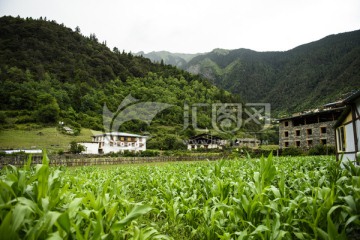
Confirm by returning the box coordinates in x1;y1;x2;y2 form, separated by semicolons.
92;132;146;138
343;90;360;104
277;106;346;122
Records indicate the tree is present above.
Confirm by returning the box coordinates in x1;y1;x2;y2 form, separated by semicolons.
35;94;60;123
36;103;60;123
0;112;6;124
69;141;85;154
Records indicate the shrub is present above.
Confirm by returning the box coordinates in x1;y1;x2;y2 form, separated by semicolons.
282;146;304;156
15;115;36;124
308;144;336;155
140;150;160;157
69;141;85;154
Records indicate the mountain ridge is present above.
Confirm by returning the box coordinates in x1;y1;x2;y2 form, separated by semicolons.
135;51;204;68
184;29;360;113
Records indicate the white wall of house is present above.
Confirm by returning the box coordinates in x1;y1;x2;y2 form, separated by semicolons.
336;96;360;164
80;142;99;154
4;149;42;154
187;144;222;150
340;153;356;163
81;132;146;154
356;98;360;147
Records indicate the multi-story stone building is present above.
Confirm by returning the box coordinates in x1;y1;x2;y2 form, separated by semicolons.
279;105;345;149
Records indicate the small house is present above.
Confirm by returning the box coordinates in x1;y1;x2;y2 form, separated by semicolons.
187;134;227;150
334;90;360;164
80;132;147;154
63;126;74;135
234;138;260;149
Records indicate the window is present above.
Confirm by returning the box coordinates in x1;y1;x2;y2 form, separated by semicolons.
295;130;301;137
306;129;312;136
284;142;289;147
320;127;327;134
337;126;346;151
307;140;313;147
296;141;301;147
320;139;327;145
284;121;289;127
120;137;125;141
284;131;289;137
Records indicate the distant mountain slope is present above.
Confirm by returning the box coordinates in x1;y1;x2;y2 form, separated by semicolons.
136;51;203;68
185;31;360;113
0;16;240;148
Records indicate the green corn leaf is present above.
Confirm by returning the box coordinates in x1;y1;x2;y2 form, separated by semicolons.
12;203;30;232
251;225;269;235
235;229;248;240
68;198;82;218
141;227;159;239
316;227;328;240
24;154;32;171
57;212;70;233
0;211;17;239
42;149;49;166
73;223;85;240
343;195;357;212
47;231;63;240
293;232;306;239
106;202;119;222
36;164;49;202
345;215;360;229
111;204;152;231
0;180;17;199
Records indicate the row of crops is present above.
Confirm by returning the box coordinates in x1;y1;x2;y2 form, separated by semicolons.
0;154;359;239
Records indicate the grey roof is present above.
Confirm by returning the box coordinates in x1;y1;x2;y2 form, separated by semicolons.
343;90;360;104
277;106;345;121
92;132;146;138
236;138;260;142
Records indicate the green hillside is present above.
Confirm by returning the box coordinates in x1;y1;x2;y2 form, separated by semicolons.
185;31;360;114
0;16;241;150
0;127;100;153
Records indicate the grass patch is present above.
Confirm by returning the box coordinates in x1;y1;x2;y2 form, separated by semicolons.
0;127;99;153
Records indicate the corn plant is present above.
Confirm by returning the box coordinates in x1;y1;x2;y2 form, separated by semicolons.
1;154;360;239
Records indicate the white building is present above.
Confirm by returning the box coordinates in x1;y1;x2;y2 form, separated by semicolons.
187;134;227;150
234;138;261;149
80;132;147;154
3;149;42;154
334;91;360;164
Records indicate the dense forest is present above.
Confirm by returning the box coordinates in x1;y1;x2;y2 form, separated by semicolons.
185;31;360;114
0;16;258;149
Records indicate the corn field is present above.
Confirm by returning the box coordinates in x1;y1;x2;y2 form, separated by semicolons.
0;153;359;239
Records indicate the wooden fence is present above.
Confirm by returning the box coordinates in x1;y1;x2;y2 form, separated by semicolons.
0;154;225;168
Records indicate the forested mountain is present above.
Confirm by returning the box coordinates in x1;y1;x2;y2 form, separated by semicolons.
185;31;360;114
135;51;202;68
0;16;242;149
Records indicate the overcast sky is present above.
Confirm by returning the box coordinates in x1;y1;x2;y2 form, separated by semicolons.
1;0;359;53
